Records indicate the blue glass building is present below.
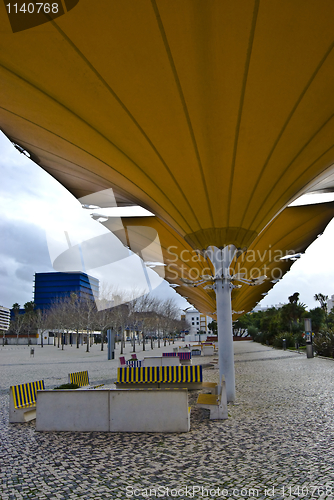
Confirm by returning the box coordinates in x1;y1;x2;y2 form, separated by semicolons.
34;272;99;310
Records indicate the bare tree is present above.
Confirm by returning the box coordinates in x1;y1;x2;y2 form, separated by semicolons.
11;303;25;345
158;298;180;346
129;294;157;352
48;297;72;349
23;301;35;346
81;297;97;352
35;308;51;347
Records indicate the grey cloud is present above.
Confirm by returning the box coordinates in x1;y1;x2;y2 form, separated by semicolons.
0;217;52;268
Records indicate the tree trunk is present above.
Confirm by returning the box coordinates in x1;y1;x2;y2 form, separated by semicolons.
120;328;124;354
101;330;104;351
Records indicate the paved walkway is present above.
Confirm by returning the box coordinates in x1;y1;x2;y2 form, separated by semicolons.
1;341;334;499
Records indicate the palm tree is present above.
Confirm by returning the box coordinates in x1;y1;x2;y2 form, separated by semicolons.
314;293;328;315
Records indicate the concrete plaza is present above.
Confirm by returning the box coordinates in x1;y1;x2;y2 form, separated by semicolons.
1;341;334;499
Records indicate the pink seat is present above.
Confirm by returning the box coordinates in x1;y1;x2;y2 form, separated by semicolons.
119;356;126;366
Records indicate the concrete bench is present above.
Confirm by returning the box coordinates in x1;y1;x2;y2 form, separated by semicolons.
190;347;202;356
68;370;104;389
9;380;45;423
142;356;180;367
202;345;215;356
201;381;218;394
36;388;190;432
116;365;203;390
196;376;228;420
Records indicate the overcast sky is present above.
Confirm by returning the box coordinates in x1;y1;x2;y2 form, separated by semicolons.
1;131;334;312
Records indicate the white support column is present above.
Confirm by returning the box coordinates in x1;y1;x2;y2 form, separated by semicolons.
215;277;235;402
209;245;237;403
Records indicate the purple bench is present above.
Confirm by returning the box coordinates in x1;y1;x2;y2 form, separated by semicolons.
163;352;192;361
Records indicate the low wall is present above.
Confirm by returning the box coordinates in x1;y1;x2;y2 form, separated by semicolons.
202;345;214;356
3;338;38;346
36;389;190;433
233;337;253;341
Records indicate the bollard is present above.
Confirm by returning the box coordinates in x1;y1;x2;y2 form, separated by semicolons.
107;329;115;360
282;338;286;350
306;344;314;359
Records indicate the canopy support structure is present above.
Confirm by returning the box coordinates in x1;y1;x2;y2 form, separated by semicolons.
209;245;238;403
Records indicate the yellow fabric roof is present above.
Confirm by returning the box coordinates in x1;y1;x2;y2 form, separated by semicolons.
2;1;334;252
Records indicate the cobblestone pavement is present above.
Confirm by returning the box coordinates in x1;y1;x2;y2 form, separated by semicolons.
1;341;334;500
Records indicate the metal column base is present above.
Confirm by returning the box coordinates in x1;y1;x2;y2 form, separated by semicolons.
306;344;314;358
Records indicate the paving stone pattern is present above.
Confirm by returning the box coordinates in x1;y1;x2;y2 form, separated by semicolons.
1;341;334;499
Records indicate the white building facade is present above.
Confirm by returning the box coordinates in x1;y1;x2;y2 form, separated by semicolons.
327;295;334;313
0;306;10;332
181;308;213;342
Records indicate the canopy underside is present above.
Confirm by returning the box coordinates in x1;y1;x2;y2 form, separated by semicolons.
1;1;334;313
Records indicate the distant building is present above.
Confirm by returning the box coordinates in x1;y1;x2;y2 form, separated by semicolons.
181;308;212;341
34;272;99;311
252;302;286;312
0;306;10;331
327;295;334;313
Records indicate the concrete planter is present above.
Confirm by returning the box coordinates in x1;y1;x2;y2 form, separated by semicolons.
36;389;190;433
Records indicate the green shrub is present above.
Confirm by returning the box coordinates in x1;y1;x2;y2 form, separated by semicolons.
53;383;80;390
313;330;334;357
247;325;258;338
272;332;295;349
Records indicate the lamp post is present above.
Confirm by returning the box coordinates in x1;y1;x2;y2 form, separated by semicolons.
181;245;266;403
304;318;313;358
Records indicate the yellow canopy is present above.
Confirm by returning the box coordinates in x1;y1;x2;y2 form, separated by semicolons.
2;1;334;252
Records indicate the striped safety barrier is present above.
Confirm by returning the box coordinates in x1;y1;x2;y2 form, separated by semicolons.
11;380;45;409
162;352;192;360
126;360;142;367
68;370;90;387
117;365;202;384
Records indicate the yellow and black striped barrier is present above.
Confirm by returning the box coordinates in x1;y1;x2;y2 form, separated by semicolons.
11;380;45;409
68;370;90;387
117;365;202;385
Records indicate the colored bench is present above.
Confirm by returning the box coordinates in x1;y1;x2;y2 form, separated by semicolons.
9;380;45;423
68;370;104;389
116;365;203;390
196;376;228;420
126;360;143;367
36;388;191;432
163;352;192;360
201;381;218;394
163;351;191;365
119;356;142;367
190;346;202;355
